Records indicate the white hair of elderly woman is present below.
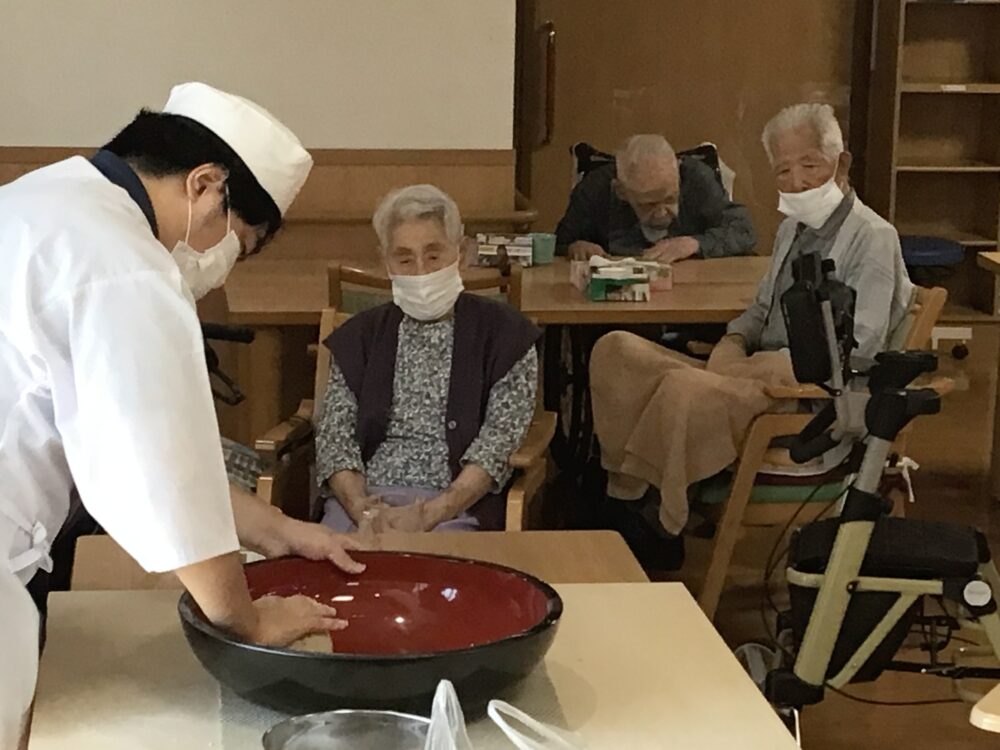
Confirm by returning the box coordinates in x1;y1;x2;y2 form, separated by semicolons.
372;184;464;252
615;134;677;187
762;103;844;165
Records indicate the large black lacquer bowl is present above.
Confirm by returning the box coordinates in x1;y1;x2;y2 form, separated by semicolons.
178;551;562;714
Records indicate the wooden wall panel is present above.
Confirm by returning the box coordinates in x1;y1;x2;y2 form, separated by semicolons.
525;0;857;253
0;147;517;219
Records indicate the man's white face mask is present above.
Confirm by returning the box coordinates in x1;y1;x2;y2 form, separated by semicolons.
777;174;844;230
171;191;241;300
390;261;465;321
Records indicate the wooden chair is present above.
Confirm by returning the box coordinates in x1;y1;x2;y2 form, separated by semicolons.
696;286;948;620
254;262;554;531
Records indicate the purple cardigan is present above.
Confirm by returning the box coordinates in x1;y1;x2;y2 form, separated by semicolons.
323;293;541;480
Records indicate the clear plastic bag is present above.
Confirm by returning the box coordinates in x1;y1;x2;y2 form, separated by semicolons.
424;681;473;750
487;702;586;750
422;681;585;750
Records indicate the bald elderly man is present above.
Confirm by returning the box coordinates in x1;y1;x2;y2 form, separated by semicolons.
555;134;756;262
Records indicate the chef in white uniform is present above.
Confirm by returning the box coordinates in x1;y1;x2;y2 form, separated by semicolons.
0;82;362;748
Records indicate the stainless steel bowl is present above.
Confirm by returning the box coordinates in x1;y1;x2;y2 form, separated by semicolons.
262;709;430;750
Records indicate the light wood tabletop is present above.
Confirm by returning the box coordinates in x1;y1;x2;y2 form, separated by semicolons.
224;258;362;326
71;530;649;591
521;258;766;325
30;584;797;749
224;258;510;326
520;256;768;326
223;255;770;327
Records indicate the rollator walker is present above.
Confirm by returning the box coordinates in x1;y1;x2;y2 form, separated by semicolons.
765;252;1000;728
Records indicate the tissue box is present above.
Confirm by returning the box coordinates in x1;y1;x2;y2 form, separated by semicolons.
570;258;672;301
476;233;533;268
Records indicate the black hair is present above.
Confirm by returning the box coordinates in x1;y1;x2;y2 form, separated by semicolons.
102;109;282;243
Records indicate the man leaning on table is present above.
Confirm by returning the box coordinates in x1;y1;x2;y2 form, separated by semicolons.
555;133;757;262
589;103;914;568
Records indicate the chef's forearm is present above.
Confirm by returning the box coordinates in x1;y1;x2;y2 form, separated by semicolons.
174;552;258;638
229;483;288;557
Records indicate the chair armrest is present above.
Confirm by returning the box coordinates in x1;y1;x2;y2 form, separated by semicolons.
510;411;557;469
764;384;830;400
766;376;953;401
254;399;315;460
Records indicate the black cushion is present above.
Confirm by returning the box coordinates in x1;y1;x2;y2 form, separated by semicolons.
792;517;981;580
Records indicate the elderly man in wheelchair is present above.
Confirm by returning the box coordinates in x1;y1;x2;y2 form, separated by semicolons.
589;103;917;569
555;133;756;263
314;184;542;534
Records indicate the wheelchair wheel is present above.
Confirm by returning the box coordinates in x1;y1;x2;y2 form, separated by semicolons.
543;325;597;475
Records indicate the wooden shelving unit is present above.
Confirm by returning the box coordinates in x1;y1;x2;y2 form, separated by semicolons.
867;0;1000;320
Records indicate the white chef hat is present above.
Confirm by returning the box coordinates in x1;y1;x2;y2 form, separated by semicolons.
162;82;312;216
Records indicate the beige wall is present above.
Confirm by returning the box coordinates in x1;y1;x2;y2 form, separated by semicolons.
0;0;515;149
528;0;856;251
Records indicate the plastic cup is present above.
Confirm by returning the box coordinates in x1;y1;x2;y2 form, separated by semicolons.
530;233;557;265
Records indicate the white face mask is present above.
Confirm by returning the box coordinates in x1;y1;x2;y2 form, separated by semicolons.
777;175;845;230
170;196;241;300
390;262;465;321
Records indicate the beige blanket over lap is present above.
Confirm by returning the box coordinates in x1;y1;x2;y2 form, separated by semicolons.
591;331;795;535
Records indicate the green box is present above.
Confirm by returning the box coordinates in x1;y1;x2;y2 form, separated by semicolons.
587;276;651;302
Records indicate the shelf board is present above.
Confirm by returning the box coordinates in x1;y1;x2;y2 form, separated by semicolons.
902;82;1000;94
978;251;1000;275
896;159;1000;173
940;304;1000;325
895;224;998;246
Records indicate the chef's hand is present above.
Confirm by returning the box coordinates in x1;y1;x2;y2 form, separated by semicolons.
644;236;700;264
249;594;347;647
274;517;366;575
568;241;608;261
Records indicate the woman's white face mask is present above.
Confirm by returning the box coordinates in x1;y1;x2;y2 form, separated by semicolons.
390;261;465;321
171;192;241;300
777;175;845;230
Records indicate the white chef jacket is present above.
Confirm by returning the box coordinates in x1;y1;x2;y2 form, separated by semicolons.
0;156;240;582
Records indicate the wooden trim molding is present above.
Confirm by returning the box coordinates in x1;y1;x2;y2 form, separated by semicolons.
0;146;514;168
0;146;528;221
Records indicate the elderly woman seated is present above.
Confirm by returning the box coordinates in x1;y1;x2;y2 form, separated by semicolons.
316;184;540;533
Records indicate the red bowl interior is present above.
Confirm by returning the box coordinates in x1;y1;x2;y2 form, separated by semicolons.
243;552;556;655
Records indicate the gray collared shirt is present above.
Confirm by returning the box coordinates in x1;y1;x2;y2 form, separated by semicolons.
727;191;915;360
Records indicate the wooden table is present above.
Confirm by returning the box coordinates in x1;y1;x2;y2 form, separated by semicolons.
521;256;768;325
223;255;771;327
29;585;797;749
225;259;347;327
216;255;769;445
70;530;650;591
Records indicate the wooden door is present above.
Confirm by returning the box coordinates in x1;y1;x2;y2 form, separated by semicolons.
516;0;858;252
